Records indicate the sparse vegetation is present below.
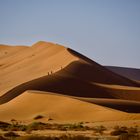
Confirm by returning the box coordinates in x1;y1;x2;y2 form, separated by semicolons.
110;126;128;136
33;115;44;120
119;133;140;140
0;121;139;140
0;121;11;130
27;122;47;131
110;125;140;140
48;117;53;121
93;125;107;135
14;135;90;140
4;131;19;137
0;135;7;140
25;122;91;131
0;121;93;132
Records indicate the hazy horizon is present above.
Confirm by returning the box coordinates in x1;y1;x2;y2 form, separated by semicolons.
0;0;140;68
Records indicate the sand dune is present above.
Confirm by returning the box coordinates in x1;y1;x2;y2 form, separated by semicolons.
0;42;139;97
106;66;140;81
1;67;140;104
68;49;139;86
0;90;140;122
0;41;78;96
0;41;140;122
0;42;140;102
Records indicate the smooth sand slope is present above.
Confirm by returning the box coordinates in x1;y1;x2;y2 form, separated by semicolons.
0;90;140;122
106;66;140;81
0;41;140;122
0;41;78;96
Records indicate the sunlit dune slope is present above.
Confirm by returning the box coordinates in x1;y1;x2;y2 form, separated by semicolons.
0;90;140;122
0;44;28;59
0;41;78;96
0;41;140;122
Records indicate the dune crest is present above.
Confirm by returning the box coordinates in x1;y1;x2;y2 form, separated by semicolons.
0;41;140;122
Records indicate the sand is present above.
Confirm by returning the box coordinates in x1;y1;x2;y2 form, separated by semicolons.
0;41;140;123
0;90;140;122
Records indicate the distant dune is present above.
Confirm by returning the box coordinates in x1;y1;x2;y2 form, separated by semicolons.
0;41;140;122
106;66;140;81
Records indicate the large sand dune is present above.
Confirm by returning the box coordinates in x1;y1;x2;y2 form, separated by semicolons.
0;42;78;96
0;41;140;122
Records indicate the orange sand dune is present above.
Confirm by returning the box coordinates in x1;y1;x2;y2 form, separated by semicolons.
1;67;140;105
0;41;139;97
0;90;140;122
0;41;77;96
0;41;140;102
0;41;140;122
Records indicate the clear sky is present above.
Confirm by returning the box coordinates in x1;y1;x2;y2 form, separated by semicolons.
0;0;140;68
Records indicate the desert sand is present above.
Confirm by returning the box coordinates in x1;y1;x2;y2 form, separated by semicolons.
0;41;140;124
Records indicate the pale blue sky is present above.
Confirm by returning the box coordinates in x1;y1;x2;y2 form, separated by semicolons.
0;0;140;68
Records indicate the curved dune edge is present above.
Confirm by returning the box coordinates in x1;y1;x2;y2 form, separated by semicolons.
1;66;140;105
0;41;139;98
0;90;140;122
75;97;140;113
0;41;140;122
0;42;78;96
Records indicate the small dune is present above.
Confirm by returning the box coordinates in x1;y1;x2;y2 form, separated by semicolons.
0;90;140;122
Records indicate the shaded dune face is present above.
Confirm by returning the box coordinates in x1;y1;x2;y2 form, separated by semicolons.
67;48;140;86
75;97;140;113
0;72;112;104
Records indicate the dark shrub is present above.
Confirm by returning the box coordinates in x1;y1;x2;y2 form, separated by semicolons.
111;130;128;136
15;135;90;140
119;133;140;140
0;136;7;140
0;121;11;130
128;127;138;135
34;115;44;120
27;122;47;131
4;131;19;137
111;126;128;136
93;125;107;135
